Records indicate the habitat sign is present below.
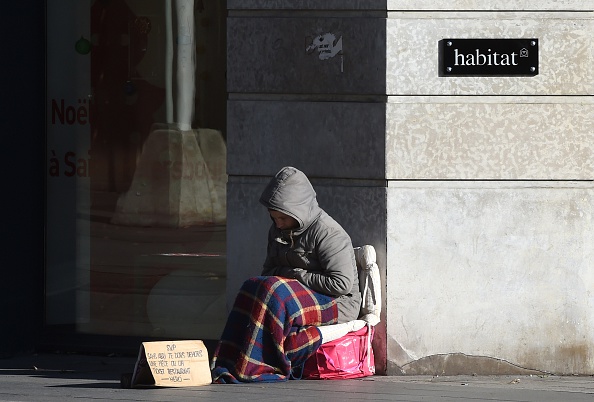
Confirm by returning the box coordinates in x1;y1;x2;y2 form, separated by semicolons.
439;39;538;77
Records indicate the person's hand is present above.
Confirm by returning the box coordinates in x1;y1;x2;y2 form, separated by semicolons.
288;268;306;279
273;266;298;279
272;267;305;280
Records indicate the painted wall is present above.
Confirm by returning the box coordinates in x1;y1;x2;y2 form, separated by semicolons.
225;0;594;375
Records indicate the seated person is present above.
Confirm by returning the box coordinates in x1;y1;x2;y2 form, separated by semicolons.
211;166;362;383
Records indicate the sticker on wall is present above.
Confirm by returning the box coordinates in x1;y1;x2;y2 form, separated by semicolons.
306;33;344;73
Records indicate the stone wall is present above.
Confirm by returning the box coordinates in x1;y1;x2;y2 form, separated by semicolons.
226;0;389;373
226;0;594;375
385;3;593;375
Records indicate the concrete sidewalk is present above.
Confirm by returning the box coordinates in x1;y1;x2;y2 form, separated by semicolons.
1;352;593;402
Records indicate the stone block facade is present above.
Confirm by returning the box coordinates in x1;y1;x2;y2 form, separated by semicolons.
226;0;594;375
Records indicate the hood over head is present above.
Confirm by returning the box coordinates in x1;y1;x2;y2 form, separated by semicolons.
259;166;322;233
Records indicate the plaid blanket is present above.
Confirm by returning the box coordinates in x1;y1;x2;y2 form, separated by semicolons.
211;276;338;383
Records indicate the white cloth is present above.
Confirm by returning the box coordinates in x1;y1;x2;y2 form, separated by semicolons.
318;320;367;344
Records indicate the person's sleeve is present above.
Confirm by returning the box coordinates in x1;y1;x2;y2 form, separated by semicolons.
292;226;355;297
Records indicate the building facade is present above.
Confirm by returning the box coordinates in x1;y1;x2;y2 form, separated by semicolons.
226;0;594;375
3;0;593;375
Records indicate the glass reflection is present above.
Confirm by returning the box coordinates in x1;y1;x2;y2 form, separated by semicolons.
46;0;227;340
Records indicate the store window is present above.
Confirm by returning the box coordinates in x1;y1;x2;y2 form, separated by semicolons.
46;0;227;340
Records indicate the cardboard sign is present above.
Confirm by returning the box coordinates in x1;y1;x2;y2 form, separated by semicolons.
131;340;211;387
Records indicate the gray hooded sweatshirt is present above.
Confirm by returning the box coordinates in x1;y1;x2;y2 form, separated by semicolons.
259;166;361;323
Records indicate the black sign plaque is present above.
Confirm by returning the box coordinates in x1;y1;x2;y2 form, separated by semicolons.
439;39;538;77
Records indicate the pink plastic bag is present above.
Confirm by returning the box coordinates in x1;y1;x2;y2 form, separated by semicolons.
302;325;375;380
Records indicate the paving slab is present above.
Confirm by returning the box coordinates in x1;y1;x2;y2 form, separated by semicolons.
1;353;593;402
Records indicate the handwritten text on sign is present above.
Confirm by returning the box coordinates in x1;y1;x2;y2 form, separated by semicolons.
135;340;211;387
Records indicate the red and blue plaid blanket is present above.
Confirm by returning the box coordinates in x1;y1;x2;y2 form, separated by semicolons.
211;276;338;383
